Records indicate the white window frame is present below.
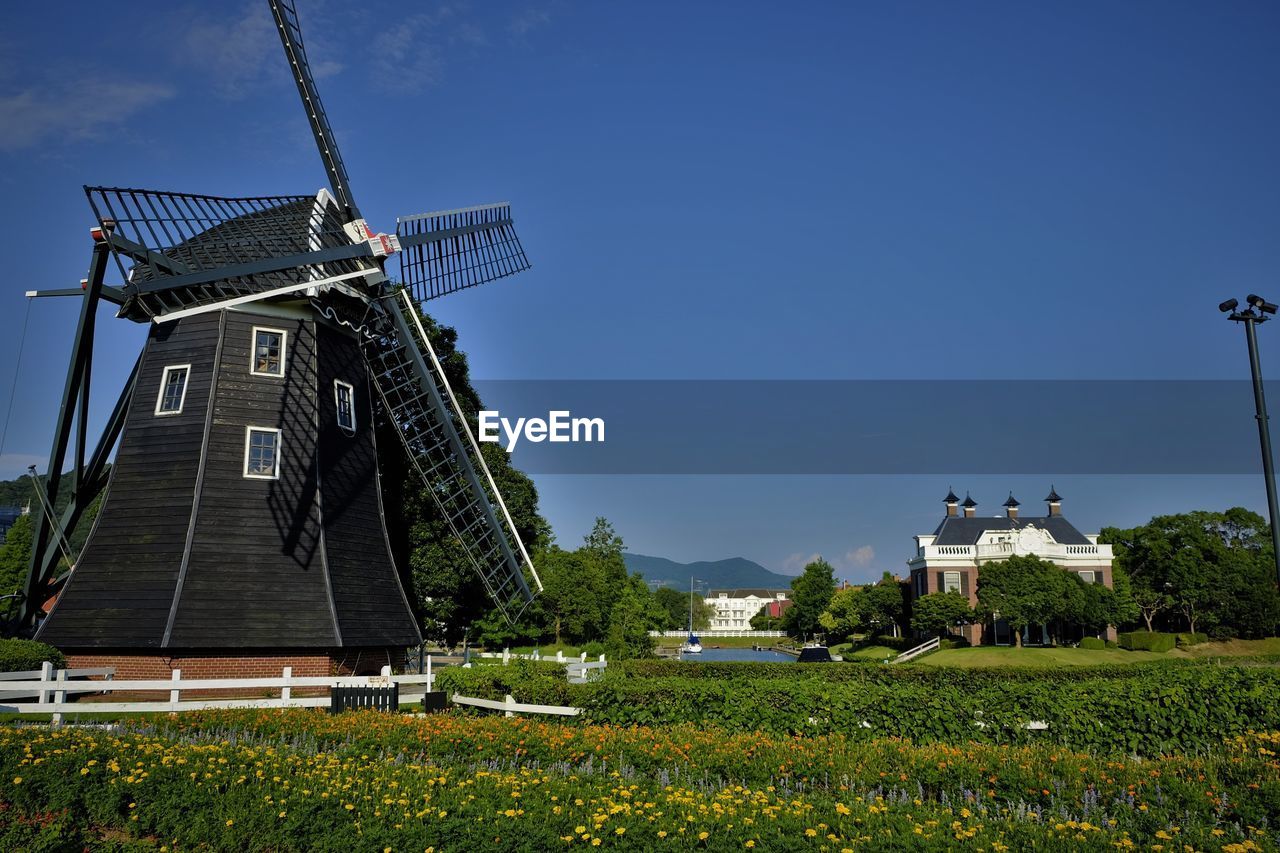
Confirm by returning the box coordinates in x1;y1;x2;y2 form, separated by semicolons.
154;364;191;416
243;426;282;480
1079;570;1096;584
334;379;356;433
943;570;962;594
249;326;288;378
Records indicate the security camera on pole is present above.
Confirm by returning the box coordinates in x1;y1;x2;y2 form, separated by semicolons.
1220;294;1280;584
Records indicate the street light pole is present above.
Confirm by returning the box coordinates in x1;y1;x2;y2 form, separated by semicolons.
1222;295;1280;584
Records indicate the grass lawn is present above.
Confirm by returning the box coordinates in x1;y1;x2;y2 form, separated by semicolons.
913;645;1172;667
843;644;900;661
1182;637;1280;657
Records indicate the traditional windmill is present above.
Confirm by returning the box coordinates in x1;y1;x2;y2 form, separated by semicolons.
17;0;541;677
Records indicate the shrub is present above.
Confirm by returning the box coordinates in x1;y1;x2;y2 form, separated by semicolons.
1176;632;1209;647
1080;637;1106;650
1210;626;1240;642
1118;631;1176;652
0;638;65;672
1105;640;1119;649
581;641;606;658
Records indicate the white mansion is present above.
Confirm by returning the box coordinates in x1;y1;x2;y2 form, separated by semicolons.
705;588;790;630
907;488;1115;645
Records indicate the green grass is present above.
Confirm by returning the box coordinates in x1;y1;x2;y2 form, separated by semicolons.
912;646;1172;667
844;645;899;661
1181;638;1280;657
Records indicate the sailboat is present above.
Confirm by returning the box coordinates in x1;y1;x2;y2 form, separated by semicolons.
680;576;703;654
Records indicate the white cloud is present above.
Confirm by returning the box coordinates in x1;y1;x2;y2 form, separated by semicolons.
782;551;823;573
508;7;552;39
0;78;174;152
846;545;875;568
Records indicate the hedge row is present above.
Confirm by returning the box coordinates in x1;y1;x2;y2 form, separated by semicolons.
437;664;1280;755
1117;631;1177;652
1176;632;1209;647
0;638;65;673
610;657;1206;684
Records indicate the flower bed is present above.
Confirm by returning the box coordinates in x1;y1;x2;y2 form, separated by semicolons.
2;711;1279;850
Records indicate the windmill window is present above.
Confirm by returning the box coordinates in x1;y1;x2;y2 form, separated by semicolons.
155;364;190;415
244;427;282;480
334;380;356;432
943;571;962;594
250;327;287;377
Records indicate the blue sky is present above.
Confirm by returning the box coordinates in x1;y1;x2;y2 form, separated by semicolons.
2;1;1279;582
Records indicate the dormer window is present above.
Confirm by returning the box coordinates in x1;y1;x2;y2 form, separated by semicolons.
155;364;190;415
251;327;287;377
334;380;355;432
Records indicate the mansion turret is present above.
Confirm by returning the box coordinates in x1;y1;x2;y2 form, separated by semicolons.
906;488;1115;645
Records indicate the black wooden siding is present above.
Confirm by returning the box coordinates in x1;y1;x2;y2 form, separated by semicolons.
39;306;420;650
316;325;419;646
38;314;220;647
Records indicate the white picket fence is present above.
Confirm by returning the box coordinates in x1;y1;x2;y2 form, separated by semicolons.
0;662;437;723
451;693;580;717
474;649;606;666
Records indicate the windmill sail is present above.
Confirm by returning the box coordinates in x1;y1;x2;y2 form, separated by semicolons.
398;204;530;303
361;291;541;621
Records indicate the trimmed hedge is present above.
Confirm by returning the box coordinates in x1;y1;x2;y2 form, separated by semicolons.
0;638;65;672
1177;632;1209;647
440;662;1280;755
1117;631;1177;652
1079;637;1105;650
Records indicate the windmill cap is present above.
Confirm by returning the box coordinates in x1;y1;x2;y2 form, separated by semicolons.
1045;486;1063;503
1003;493;1020;508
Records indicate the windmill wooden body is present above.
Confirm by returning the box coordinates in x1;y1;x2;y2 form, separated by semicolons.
17;1;541;677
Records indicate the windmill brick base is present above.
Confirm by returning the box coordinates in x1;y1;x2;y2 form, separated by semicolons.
65;648;398;680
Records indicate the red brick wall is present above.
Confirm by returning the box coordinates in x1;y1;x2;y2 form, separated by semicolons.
64;648;402;681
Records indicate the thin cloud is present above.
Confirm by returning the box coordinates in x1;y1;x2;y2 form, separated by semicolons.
508;7;552;39
177;2;343;100
0;78;174;152
782;551;824;573
846;545;876;568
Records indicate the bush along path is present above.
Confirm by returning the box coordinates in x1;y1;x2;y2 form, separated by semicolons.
1;710;1279;850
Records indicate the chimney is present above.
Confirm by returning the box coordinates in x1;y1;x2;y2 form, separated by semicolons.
1045;485;1062;517
1003;492;1020;520
962;492;977;518
943;487;959;518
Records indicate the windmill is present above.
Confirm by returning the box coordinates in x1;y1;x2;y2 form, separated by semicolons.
16;0;542;675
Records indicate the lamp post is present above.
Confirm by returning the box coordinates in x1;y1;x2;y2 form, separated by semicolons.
1221;295;1280;584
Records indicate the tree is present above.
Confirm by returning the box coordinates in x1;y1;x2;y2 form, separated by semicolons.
783;557;836;640
538;548;610;645
0;514;32;617
974;555;1059;647
1101;509;1280;636
911;591;973;638
653;586;714;633
819;586;864;642
861;572;907;637
604;574;664;660
750;605;784;631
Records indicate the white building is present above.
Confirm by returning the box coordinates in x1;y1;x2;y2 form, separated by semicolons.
705;588;790;630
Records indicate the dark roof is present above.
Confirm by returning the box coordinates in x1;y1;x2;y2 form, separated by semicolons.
961;492;977;508
1003;493;1020;508
707;588;788;598
931;515;1093;546
944;488;959;503
1045;486;1063;503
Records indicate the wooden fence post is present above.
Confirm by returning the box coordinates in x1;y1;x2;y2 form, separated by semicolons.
426;655;433;692
504;694;516;718
37;661;53;705
502;648;510;665
169;669;182;711
281;666;292;705
51;668;67;726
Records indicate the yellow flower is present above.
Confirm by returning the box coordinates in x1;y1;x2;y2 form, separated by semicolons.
576;826;587;834
11;777;20;784
745;842;756;849
591;840;602;848
345;803;355;811
616;828;626;835
699;831;710;841
225;819;234;827
279;811;287;818
658;831;668;838
805;828;818;838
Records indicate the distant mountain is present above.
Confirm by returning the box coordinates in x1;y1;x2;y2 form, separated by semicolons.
623;553;794;592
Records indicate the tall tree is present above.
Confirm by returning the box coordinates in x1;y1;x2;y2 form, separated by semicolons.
910;591;973;638
974;555;1059;647
604;574;664;660
653;586;714;632
784;557;836;640
0;514;33;617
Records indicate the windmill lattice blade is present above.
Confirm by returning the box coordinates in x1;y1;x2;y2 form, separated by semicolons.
86;187;375;321
268;0;360;221
397;203;530;302
362;291;540;623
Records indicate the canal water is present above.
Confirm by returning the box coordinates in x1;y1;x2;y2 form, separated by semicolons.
680;647;794;663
